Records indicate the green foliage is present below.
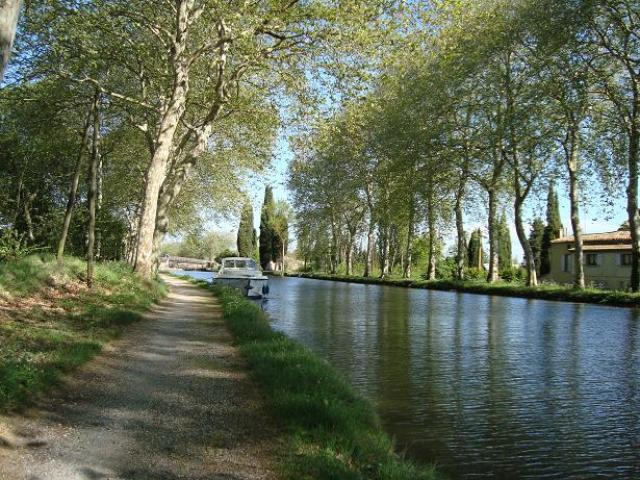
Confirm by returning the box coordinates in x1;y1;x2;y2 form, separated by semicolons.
435;256;457;280
541;183;563;275
0;228;38;261
463;268;487;281
202;283;438;480
497;211;512;273
467;229;483;270
0;256;165;411
163;230;234;261
215;248;239;263
529;217;545;276
499;265;526;283
236;201;256;257
259;186;276;269
272;199;292;267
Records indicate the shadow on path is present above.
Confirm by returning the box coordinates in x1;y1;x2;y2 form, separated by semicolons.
0;276;280;480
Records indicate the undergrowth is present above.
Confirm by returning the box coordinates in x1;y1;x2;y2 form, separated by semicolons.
0;255;166;411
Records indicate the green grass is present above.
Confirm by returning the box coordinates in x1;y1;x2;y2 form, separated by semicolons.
187;278;438;480
288;273;640;308
0;255;166;411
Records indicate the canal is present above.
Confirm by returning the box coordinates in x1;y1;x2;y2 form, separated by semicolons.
186;273;640;479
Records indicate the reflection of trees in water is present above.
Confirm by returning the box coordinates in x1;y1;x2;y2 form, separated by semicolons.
623;310;639;463
375;286;412;422
483;296;526;476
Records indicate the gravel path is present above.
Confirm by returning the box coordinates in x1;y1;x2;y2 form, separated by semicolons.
0;275;280;480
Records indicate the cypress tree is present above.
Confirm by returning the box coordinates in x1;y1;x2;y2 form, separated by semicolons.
497;211;512;273
467;229;483;270
529;217;545;277
259;186;275;269
236;201;255;257
272;211;289;265
541;183;563;275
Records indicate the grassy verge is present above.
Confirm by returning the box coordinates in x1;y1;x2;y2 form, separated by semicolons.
184;277;438;480
287;272;640;308
0;255;166;412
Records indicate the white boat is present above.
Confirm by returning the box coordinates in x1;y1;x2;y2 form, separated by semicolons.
213;257;269;299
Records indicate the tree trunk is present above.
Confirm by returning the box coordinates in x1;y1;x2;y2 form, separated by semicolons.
282;242;286;274
454;175;466;280
364;214;375;277
403;199;415;279
12;160;24;226
23;193;35;242
345;226;354;276
426;191;437;280
95;152;103;259
124;208;140;265
514;196;537;287
86;92;101;288
566;127;585;289
0;0;21;80
57;102;94;263
330;213;338;275
426;232;437;280
134;50;190;277
152;126;213;270
487;188;499;283
627;120;640;292
380;224;390;278
134;118;183;275
512;153;538;287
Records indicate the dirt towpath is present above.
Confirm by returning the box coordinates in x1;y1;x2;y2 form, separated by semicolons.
0;275;280;480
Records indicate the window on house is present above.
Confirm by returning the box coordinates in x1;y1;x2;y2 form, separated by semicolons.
563;254;572;272
586;253;598;266
621;253;632;266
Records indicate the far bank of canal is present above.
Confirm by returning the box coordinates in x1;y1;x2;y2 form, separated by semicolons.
181;272;640;479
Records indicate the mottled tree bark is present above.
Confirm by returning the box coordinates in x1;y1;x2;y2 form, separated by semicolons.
487;188;499;283
627;119;639;291
134;2;194;277
565;125;585;289
426;186;437;280
0;0;21;80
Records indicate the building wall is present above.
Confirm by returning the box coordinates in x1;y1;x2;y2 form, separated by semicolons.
548;243;631;290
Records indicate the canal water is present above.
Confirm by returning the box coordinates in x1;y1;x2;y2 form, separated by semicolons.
181;272;640;479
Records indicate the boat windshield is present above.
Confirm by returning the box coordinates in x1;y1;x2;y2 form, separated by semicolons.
223;259;257;269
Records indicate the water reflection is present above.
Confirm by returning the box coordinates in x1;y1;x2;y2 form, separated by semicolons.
261;276;640;479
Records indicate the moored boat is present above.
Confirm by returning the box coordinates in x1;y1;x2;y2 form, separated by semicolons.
213;257;269;299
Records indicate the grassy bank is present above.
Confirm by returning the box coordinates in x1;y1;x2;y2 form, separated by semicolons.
288;272;640;308
0;255;166;412
186;277;437;480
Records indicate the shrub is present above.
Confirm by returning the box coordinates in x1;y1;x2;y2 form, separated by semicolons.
463;267;486;281
499;266;526;283
0;228;39;261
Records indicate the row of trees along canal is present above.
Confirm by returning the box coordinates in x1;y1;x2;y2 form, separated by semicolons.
289;0;640;291
0;0;398;285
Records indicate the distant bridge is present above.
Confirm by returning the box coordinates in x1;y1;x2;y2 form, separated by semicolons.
159;255;217;272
